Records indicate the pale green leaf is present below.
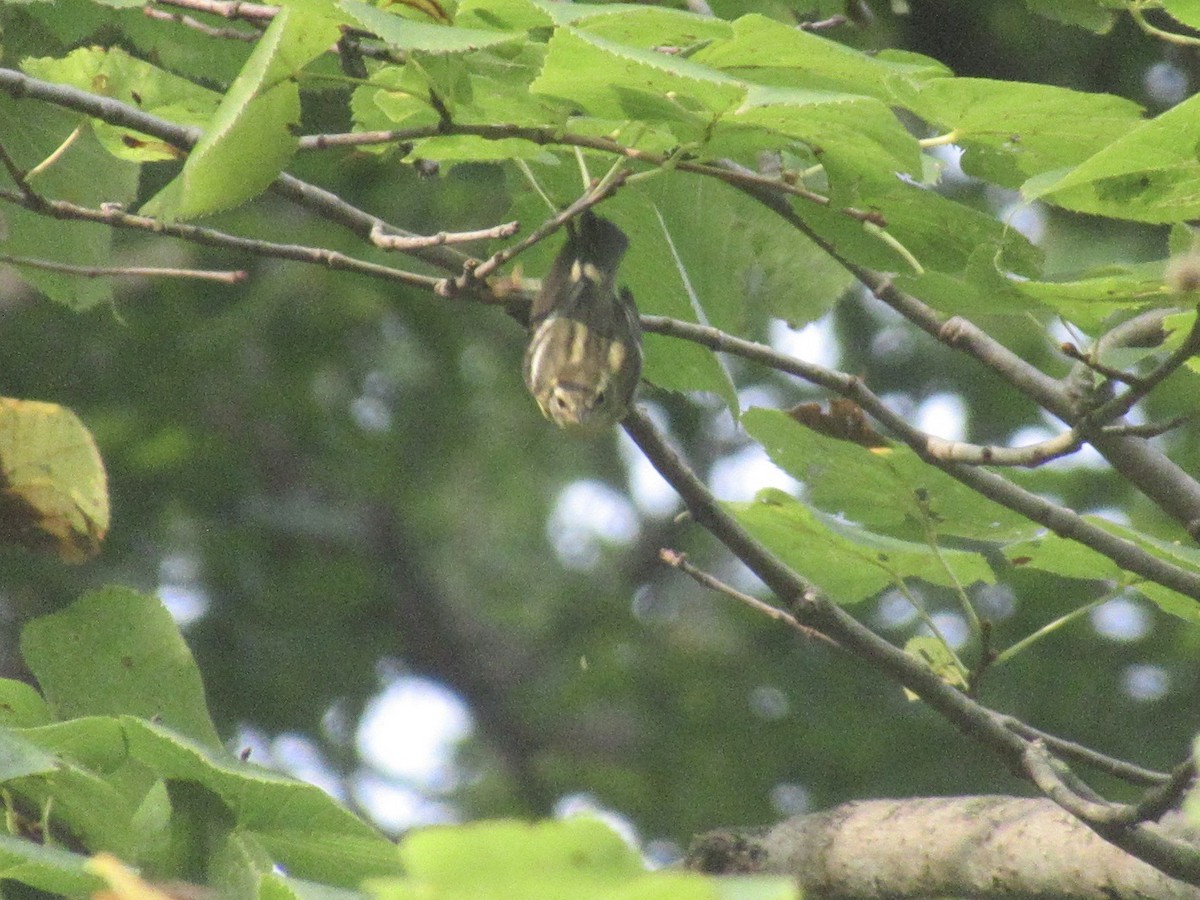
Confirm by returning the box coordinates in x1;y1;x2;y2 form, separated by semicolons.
1161;0;1200;29
731;84;922;179
894;77;1144;187
729;488;994;605
1023;0;1119;31
0;719;140;855
366;818;747;899
121;717;402;886
0;680;51;728
531;27;745;132
142;8;339;219
21;46;218;161
456;0;555;31
570;5;732;48
693;13;948;100
1024;90;1200;223
341;0;523;53
903;635;968;696
743;407;1038;543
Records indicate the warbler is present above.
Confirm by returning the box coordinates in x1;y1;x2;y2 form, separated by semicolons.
523;210;642;433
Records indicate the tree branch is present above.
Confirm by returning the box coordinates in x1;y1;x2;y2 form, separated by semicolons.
621;404;1200;885
719;172;1200;541
639;315;1200;604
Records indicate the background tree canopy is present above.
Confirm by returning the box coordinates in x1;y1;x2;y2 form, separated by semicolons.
4;0;1200;897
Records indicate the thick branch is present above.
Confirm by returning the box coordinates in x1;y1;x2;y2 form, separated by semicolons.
691;796;1200;900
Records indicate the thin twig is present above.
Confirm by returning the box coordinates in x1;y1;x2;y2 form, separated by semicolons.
440;170;628;298
798;15;848;31
370;220;519;251
298;130;413;151
1127;0;1200;47
1079;305;1200;429
141;5;259;40
1060;342;1147;387
147;0;278;22
1127;759;1196;825
0;140;43;206
0;255;248;283
659;549;840;648
0;188;442;291
1102;416;1191;438
0;68;473;280
1000;718;1168;786
26;125;83;180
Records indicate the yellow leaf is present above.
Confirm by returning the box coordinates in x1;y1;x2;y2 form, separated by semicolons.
0;398;109;563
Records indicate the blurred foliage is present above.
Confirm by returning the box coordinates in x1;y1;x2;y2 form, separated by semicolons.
0;0;1199;884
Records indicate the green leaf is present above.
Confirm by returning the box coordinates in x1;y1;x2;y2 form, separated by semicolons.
1023;0;1119;31
341;0;523;53
743;408;1038;543
1161;0;1200;30
142;8;339;219
1;719;141;855
263;873;370;900
0;398;109;563
1025;90;1200;223
692;13;948;100
0;680;51;729
456;0;555;31
15;717;130;772
120;717;403;886
571;5;732;48
611;190;740;412
729;488;994;604
0;96;138;309
0;725;59;781
20;586;221;747
1003;519;1200;624
1010;263;1174;325
903;635;968;697
794;173;1042;282
531;27;744;139
0;833;102;896
367;817;748;899
21;46;219;161
894;77;1143;187
729;84;922;181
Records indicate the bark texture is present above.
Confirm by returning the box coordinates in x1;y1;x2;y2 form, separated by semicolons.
690;796;1200;899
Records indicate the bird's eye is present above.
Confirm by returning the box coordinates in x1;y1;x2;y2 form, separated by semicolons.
594;391;606;406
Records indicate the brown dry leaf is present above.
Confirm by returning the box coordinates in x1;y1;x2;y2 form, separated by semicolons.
787;398;890;449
